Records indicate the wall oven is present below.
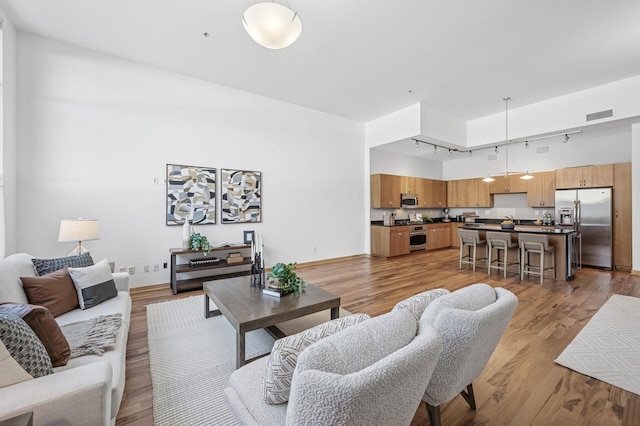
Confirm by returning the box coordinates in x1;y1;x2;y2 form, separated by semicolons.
409;225;427;251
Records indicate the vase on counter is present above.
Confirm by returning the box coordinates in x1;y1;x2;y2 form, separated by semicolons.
182;219;192;249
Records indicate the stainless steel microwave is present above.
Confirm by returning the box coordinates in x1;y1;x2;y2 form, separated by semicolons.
401;193;418;208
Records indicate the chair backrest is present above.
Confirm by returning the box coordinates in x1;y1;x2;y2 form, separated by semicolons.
420;283;518;407
458;229;483;245
518;233;551;251
286;309;442;426
486;231;514;249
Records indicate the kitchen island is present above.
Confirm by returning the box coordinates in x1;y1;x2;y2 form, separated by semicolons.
460;224;577;281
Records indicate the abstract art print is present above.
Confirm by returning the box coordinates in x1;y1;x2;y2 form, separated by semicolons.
221;169;261;223
166;164;216;225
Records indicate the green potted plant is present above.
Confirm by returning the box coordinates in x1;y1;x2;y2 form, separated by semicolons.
266;262;307;296
190;233;211;255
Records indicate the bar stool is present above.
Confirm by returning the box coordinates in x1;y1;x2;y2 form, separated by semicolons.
518;233;555;283
486;231;520;278
458;229;487;272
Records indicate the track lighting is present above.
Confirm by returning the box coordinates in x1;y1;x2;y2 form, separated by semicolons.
524;140;529;148
468;150;473;157
494;146;499;154
448;149;452;156
415;140;419;148
433;145;437;153
563;134;570;143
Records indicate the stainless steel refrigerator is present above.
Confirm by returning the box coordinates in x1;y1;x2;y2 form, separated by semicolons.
555;188;613;269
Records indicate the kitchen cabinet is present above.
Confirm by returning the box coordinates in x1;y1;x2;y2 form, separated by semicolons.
450;222;463;248
448;178;492;208
418;178;447;208
613;162;632;271
371;174;401;208
400;176;417;194
371;226;410;257
426;223;451;250
489;174;529;194
555;165;613;189
527;171;556;207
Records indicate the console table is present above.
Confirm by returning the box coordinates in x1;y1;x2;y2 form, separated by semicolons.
169;245;252;294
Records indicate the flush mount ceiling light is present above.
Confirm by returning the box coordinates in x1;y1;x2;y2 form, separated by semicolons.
242;1;302;49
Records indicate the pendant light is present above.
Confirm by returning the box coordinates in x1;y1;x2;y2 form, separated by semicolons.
242;1;302;49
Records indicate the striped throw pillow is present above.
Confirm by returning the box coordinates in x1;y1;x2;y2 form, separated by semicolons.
68;259;118;309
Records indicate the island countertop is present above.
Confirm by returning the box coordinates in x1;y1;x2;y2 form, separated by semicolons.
461;224;576;235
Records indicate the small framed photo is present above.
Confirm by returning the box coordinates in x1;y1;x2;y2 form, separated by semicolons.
243;230;255;245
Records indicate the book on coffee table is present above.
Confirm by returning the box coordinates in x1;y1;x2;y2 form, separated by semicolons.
262;287;294;298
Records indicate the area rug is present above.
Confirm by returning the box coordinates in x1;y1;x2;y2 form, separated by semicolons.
555;294;640;395
147;295;350;425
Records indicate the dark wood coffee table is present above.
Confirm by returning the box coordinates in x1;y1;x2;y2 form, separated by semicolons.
203;275;340;368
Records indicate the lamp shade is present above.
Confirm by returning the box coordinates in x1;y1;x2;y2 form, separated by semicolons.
242;2;302;49
58;219;100;242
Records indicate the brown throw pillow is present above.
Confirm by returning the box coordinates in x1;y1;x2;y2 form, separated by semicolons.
20;268;79;317
0;303;71;367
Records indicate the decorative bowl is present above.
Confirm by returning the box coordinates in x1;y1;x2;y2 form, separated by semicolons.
500;223;515;230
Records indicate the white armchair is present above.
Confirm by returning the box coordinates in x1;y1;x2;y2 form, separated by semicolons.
419;283;518;426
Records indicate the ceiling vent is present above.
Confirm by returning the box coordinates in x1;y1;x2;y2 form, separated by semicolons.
537;146;550;154
586;109;613;121
487;154;498;161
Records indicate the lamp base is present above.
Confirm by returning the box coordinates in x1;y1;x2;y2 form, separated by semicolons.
66;242;89;257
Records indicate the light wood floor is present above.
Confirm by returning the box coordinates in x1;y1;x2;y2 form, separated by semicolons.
115;248;640;426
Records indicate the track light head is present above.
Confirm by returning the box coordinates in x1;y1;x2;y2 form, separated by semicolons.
415;140;419;148
468;150;473;157
563;134;569;143
494;146;499;154
433;145;437;153
524;140;529;148
448;149;452;156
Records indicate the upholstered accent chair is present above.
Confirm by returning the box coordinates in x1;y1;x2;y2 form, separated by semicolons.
419;283;518;426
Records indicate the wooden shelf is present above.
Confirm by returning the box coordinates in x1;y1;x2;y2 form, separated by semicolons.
170;245;252;294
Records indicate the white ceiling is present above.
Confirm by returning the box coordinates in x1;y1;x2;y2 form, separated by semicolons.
1;0;639;126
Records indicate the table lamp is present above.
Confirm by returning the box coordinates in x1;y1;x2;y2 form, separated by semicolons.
58;218;100;256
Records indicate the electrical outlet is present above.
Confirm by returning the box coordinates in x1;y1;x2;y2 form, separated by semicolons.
128;265;135;275
143;264;150;273
118;266;127;273
153;263;159;272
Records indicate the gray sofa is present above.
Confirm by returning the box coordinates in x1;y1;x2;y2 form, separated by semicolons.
0;253;131;426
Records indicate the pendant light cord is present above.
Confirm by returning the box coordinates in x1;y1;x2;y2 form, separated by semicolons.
504;96;510;177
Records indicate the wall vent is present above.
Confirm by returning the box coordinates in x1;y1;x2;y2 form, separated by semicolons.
586;109;613;121
487;154;498;161
536;146;550;154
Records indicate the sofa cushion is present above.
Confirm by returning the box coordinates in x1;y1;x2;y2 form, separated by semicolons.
0;311;53;387
0;253;35;305
20;268;80;317
0;303;71;367
393;288;450;320
32;252;94;276
264;313;369;405
295;308;417;376
68;260;118;310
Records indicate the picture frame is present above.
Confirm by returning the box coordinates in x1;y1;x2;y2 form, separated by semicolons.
221;169;262;223
166;164;217;226
243;230;255;245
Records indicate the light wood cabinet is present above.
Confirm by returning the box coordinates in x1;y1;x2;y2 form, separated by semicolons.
371;226;410;257
371;174;401;208
418;178;447;208
448;178;492;208
555;165;613;189
400;176;417;194
613;162;632;271
450;223;462;248
527;171;556;207
426;223;451;250
489;174;529;194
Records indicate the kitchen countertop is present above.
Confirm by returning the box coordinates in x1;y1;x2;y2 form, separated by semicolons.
460;224;576;235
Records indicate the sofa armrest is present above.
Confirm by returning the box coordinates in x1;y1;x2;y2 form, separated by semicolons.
112;272;130;292
0;361;112;426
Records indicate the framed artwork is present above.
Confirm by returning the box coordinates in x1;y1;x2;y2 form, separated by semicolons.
221;169;262;223
243;230;255;245
166;164;216;225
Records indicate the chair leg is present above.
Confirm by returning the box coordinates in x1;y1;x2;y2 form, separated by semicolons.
487;245;492;275
459;243;463;269
425;402;441;426
460;383;476;410
540;250;544;284
472;244;477;272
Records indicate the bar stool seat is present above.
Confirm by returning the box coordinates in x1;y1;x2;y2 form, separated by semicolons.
518;233;555;283
458;229;487;272
486;231;520;277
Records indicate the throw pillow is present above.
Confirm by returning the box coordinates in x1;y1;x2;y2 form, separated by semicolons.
0;311;53;388
32;252;94;276
68;259;118;310
392;288;451;321
0;303;71;367
20;268;80;317
263;313;370;405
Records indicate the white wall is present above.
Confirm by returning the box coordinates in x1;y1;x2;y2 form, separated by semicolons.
15;33;365;287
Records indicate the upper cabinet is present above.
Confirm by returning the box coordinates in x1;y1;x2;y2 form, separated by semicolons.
448;178;492;208
527;171;556;207
489;174;529;194
371;174;401;208
400;176;417;194
555;165;613;189
418;178;447;208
